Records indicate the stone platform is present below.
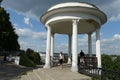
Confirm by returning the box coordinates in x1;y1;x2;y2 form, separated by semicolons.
20;64;91;80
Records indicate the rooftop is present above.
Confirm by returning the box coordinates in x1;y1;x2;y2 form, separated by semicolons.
48;2;98;11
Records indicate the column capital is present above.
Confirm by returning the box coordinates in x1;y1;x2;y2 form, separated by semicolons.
72;19;79;24
45;23;49;27
51;33;55;36
68;34;72;36
96;27;101;30
88;32;92;35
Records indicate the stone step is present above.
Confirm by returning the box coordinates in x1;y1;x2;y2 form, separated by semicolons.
28;72;39;80
20;64;91;80
38;68;62;79
20;75;29;80
33;69;54;80
35;67;91;80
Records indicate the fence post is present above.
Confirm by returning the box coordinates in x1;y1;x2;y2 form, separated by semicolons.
101;68;105;80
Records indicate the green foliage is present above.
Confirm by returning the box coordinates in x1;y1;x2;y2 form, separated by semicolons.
19;53;35;67
102;54;120;71
33;52;41;64
102;54;120;80
26;48;41;65
19;48;42;67
0;7;20;51
112;55;120;72
102;54;113;70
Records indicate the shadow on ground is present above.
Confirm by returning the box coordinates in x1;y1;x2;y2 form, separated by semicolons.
0;61;34;80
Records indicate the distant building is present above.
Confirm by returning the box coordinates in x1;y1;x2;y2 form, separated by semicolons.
39;52;68;62
39;52;46;62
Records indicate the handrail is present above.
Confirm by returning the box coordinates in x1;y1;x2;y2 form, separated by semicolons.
78;57;120;80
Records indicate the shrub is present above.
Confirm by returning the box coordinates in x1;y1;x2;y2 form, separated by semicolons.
19;53;35;67
32;52;41;65
26;48;41;65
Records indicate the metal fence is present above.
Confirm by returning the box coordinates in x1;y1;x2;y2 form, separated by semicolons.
78;57;120;80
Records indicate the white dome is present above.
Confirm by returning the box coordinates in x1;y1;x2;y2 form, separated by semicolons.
48;2;98;11
41;2;107;34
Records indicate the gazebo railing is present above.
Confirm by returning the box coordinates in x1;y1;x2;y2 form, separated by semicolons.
78;57;120;80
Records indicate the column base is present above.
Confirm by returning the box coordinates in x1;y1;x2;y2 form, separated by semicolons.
43;64;51;68
71;66;78;72
67;58;72;64
97;65;102;68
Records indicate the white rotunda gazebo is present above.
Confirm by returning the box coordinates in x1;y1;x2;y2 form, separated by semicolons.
40;2;107;72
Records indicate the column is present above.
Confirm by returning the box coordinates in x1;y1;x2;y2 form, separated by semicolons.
96;28;101;68
88;33;92;56
50;33;54;66
51;33;54;58
44;25;51;68
71;19;79;72
67;34;72;64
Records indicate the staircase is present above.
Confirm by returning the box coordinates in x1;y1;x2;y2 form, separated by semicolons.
20;64;91;80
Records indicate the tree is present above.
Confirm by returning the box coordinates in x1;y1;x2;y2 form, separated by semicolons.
0;7;20;60
102;54;114;70
102;54;120;80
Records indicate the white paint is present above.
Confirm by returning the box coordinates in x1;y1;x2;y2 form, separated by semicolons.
48;2;97;11
96;28;101;68
51;33;54;58
71;19;78;72
67;35;72;64
88;33;92;56
45;12;101;25
44;25;51;68
41;2;107;72
14;56;20;65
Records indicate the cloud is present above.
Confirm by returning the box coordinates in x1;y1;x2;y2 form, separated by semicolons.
76;33;120;54
24;17;33;27
99;0;120;21
55;43;68;53
101;34;120;54
2;0;120;54
113;34;120;41
14;27;47;51
2;0;120;21
15;27;46;40
102;34;120;43
109;14;120;21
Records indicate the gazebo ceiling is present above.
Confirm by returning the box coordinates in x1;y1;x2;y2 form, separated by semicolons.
49;19;99;34
41;2;107;34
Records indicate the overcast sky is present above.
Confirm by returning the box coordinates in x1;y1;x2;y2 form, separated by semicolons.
2;0;120;55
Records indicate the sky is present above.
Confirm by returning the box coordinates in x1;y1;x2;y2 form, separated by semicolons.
1;0;120;55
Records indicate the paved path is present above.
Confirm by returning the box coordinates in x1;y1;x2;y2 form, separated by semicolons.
0;61;33;80
0;62;91;80
20;64;91;80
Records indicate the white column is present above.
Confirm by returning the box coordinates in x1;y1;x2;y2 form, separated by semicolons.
50;33;54;67
88;33;92;56
44;25;51;68
51;33;54;58
67;35;72;64
71;19;79;72
96;28;101;68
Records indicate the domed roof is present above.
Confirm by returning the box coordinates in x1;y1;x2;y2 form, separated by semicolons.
48;2;98;11
41;2;107;34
